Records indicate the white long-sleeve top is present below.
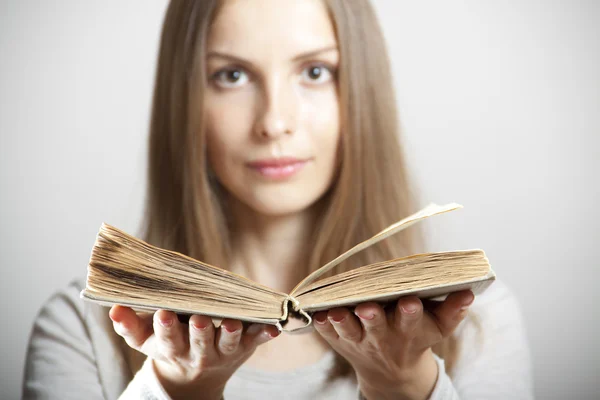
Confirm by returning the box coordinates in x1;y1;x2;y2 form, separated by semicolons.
22;277;534;399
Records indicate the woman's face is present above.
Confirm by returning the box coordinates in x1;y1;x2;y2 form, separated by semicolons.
205;0;340;217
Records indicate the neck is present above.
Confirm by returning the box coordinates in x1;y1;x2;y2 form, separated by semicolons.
227;198;319;294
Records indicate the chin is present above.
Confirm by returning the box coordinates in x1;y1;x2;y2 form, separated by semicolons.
233;183;327;217
247;196;320;218
221;176;335;218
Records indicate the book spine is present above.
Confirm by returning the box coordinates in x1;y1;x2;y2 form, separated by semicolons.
280;296;313;333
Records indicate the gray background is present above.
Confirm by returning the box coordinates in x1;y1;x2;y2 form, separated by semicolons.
1;1;599;398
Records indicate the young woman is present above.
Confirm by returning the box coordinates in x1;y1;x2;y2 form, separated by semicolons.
23;1;533;399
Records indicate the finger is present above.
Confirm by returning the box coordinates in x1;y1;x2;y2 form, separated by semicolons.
154;310;188;359
327;308;363;343
241;324;280;348
394;296;424;337
429;290;474;337
312;311;338;341
354;302;388;343
189;314;216;363
216;319;243;356
421;298;444;312
109;305;152;350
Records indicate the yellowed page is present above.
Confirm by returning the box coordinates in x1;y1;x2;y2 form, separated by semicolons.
290;203;463;295
298;271;496;312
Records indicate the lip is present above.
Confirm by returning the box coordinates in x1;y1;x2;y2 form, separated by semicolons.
246;157;310;179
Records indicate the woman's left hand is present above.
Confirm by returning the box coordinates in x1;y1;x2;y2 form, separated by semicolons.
312;289;474;400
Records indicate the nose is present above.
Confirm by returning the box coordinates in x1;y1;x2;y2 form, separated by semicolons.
254;78;296;140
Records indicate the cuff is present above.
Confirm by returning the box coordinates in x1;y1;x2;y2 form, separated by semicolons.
356;354;458;400
119;357;174;400
427;353;459;400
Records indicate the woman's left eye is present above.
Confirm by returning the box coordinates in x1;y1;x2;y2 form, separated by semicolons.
301;64;334;84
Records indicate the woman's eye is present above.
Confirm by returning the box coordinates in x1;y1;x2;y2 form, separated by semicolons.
301;64;334;84
212;68;249;88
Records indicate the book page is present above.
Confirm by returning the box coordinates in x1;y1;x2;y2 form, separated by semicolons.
290;203;463;295
294;249;492;307
298;272;496;313
82;223;289;323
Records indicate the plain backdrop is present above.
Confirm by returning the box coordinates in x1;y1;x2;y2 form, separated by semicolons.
1;1;599;398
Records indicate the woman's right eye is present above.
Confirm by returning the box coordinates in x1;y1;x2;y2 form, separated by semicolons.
211;68;249;88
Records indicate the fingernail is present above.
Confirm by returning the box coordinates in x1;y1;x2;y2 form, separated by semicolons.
192;320;210;331
329;315;345;323
159;318;173;327
356;311;375;320
314;314;327;325
267;330;280;339
246;324;262;336
401;304;418;314
223;324;240;333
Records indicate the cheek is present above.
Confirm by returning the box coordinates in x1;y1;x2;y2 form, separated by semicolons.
299;86;340;137
204;95;256;165
299;87;341;162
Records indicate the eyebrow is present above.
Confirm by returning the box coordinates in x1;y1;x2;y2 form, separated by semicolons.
206;45;339;65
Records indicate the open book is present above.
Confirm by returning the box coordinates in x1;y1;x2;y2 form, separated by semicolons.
81;203;496;332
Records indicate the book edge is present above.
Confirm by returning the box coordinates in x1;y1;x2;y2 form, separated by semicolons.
298;273;496;313
80;290;283;326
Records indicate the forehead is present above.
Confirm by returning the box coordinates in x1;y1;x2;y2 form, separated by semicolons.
208;0;337;56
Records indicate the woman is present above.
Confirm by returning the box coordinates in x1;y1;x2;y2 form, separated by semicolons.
23;0;533;399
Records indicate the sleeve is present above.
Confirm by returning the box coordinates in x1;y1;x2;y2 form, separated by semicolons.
121;358;174;400
356;354;456;400
427;280;535;400
22;281;175;400
22;284;106;399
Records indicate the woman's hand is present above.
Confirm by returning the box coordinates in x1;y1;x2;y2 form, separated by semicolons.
109;305;279;400
312;290;475;400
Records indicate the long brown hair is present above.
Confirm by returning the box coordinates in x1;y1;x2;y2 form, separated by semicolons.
137;0;460;379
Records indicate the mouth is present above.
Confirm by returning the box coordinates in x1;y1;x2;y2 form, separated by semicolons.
246;157;311;179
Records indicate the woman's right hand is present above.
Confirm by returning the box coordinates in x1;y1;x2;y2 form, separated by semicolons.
109;305;279;400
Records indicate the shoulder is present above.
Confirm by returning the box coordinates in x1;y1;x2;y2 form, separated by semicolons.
24;278;132;400
464;278;527;334
35;277;87;321
450;278;534;395
453;278;530;347
30;276;126;359
475;278;519;306
27;276;114;363
31;277;114;339
29;277;92;345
